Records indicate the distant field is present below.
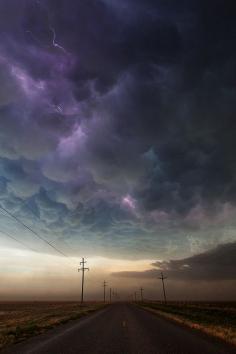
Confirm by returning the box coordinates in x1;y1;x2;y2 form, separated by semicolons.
0;301;105;350
139;301;236;346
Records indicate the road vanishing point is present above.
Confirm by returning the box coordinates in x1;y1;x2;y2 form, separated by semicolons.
2;303;235;354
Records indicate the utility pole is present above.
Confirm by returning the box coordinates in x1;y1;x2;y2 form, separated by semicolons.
140;287;144;302
103;281;107;302
78;258;89;305
110;288;112;303
134;291;137;302
159;272;167;304
113;290;118;300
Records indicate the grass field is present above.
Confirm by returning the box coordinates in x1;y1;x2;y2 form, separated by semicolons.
0;301;105;350
139;301;236;346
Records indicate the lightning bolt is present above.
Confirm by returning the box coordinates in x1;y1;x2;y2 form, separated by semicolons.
50;26;66;53
28;0;67;54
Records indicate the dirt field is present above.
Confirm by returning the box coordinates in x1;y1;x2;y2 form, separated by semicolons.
139;301;236;346
0;301;105;350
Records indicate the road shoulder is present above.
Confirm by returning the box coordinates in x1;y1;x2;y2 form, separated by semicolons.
136;303;236;349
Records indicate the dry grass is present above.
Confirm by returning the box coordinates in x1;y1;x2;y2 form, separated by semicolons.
139;301;236;346
0;301;105;350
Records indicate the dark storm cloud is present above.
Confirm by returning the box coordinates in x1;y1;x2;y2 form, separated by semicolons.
112;242;236;280
0;0;236;258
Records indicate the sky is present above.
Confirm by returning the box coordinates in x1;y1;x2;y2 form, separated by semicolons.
0;0;235;301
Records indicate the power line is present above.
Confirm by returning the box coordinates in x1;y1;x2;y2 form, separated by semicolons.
6;185;79;258
0;205;70;259
0;229;36;253
7;184;39;220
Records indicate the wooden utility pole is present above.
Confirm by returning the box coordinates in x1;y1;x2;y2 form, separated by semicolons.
78;258;89;304
103;281;107;302
159;272;167;304
140;287;144;302
110;288;112;302
113;290;118;300
134;291;137;302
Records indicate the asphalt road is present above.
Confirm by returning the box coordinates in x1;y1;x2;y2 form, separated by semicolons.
2;303;235;354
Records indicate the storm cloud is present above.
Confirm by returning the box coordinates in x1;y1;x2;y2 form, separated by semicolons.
0;0;236;260
112;242;236;280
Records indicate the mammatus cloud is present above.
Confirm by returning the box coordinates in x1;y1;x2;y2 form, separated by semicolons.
112;242;236;280
0;1;235;259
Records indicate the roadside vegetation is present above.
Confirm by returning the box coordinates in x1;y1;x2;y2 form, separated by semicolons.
138;301;236;346
0;301;105;350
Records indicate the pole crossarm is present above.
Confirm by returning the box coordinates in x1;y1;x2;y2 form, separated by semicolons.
78;258;89;272
158;272;167;280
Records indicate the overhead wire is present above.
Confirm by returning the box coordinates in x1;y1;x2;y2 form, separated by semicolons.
7;184;78;257
0;228;36;253
0;204;72;259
